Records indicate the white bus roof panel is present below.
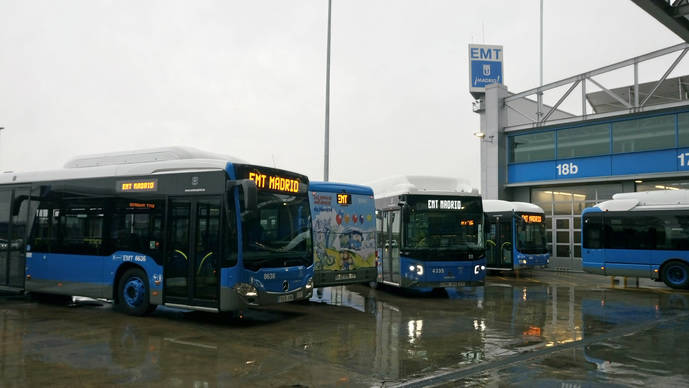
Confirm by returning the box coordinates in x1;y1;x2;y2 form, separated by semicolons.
369;175;479;198
64;146;243;168
482;200;544;214
596;189;689;211
0;147;243;185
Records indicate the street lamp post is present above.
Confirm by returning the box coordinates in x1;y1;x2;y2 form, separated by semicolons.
323;0;332;181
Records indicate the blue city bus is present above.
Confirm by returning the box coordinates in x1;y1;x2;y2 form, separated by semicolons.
483;200;549;271
308;181;377;287
582;189;689;289
0;147;314;315
370;176;486;290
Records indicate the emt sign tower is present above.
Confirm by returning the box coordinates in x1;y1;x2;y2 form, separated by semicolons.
469;44;504;98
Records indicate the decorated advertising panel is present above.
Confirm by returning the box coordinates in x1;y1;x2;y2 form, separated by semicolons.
310;191;376;273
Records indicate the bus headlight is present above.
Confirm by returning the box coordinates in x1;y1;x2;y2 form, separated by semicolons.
305;277;314;290
416;265;424;275
409;265;415;272
236;283;258;297
474;265;486;274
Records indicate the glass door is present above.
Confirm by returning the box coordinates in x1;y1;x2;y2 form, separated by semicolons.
552;216;573;260
381;210;401;285
164;197;221;307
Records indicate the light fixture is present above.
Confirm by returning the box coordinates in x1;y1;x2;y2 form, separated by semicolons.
634;180;643;184
473;131;494;143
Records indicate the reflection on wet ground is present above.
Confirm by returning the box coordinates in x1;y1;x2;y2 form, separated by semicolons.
1;271;688;387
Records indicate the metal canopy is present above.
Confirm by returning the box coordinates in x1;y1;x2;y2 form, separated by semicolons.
632;0;689;42
586;75;689;113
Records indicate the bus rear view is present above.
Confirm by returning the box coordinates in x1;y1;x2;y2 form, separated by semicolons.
371;176;486;290
309;181;377;287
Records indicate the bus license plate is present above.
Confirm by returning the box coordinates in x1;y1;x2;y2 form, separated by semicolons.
439;282;466;287
335;273;357;281
278;294;294;303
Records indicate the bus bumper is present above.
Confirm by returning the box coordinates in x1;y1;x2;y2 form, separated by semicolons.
233;281;313;307
402;279;485;288
314;267;377;287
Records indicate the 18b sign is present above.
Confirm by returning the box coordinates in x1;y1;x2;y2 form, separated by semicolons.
556;162;579;176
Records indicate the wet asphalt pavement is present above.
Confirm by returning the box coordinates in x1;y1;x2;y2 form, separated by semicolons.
1;271;688;387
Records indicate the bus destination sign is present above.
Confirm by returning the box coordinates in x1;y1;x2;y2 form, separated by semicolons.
521;214;543;223
248;172;300;194
117;179;158;193
337;193;351;205
426;199;462;210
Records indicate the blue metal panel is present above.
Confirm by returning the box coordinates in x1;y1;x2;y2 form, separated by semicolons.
508;148;689;184
611;149;678;175
508;160;555;183
555;156;611;179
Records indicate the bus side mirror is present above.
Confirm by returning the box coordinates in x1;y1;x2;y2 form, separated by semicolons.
226;179;258;215
240;180;257;213
399;202;409;219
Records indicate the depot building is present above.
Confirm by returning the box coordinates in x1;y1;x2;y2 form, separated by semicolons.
472;42;689;268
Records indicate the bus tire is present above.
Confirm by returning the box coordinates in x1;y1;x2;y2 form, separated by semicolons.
117;268;153;316
661;261;689;289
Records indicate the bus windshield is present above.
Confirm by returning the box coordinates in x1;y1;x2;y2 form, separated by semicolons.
404;196;484;251
243;192;312;270
515;213;548;254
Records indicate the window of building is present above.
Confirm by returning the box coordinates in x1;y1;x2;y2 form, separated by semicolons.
509;132;555;163
557;123;610;158
679;112;689;147
636;179;689;192
612;115;676;153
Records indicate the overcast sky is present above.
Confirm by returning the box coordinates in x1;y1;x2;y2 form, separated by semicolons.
0;0;685;188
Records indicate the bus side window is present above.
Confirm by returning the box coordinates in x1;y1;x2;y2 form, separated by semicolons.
56;199;106;256
583;213;602;249
222;193;238;268
376;211;384;250
110;199;163;260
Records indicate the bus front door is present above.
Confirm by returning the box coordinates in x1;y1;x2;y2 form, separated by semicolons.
164;198;221;309
486;215;513;270
381;210;401;285
0;188;31;291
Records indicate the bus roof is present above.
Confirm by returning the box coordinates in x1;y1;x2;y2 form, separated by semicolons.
369;175;478;199
482;199;544;214
63;146;243;168
594;189;689;211
0;146;243;185
309;181;374;196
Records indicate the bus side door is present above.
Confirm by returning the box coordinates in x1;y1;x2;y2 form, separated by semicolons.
164;197;221;308
380;210;401;285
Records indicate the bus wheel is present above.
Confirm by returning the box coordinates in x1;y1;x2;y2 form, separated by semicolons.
662;261;689;289
117;268;153;316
